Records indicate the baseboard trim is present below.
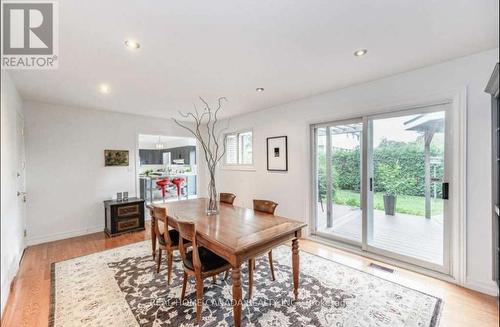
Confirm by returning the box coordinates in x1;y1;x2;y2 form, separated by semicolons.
308;235;499;297
26;225;104;246
308;235;457;281
464;279;499;297
1;250;23;316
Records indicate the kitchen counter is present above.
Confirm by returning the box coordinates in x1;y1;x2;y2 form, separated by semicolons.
139;173;197;203
139;172;197;180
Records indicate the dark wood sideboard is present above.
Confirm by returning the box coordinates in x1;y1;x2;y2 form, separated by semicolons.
104;197;145;236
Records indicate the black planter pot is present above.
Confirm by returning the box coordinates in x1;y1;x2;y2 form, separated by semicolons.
383;194;396;216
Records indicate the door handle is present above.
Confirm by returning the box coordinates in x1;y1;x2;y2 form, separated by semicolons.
442;183;449;200
369;178;373;191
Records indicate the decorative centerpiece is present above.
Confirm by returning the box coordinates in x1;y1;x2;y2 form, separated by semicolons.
173;97;228;215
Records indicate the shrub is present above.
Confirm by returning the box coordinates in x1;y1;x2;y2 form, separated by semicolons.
318;138;444;197
345;198;359;207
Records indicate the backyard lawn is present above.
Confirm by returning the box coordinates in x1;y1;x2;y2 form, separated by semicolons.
332;189;443;216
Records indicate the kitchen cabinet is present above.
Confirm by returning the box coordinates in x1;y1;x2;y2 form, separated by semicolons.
139;149;164;165
168;146;196;165
139;146;196;165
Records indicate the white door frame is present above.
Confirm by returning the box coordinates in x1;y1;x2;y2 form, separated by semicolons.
309;88;467;284
311;117;363;247
364;103;452;274
16;112;27;244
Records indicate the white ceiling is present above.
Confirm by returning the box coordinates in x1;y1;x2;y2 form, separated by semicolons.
10;0;499;119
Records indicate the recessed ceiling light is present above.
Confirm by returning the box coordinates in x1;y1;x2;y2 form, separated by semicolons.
125;40;140;49
354;49;368;57
256;87;265;92
99;84;110;94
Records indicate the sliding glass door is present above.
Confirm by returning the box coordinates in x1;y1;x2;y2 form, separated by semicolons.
314;120;362;245
366;107;449;272
312;104;451;273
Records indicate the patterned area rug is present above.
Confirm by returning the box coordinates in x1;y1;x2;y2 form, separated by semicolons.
50;241;442;326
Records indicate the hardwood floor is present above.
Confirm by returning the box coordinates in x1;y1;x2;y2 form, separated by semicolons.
1;222;498;326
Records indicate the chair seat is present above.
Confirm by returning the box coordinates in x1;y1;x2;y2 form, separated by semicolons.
183;247;229;272
158;229;180;246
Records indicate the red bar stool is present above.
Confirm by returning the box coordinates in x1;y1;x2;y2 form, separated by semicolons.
156;178;170;202
171;177;185;199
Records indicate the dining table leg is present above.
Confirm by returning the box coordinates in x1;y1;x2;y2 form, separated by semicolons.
292;238;299;301
232;266;242;327
151;216;157;259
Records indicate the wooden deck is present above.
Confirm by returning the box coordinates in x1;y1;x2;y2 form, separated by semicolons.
316;204;443;265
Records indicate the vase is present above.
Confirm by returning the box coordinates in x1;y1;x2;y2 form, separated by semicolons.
206;172;219;215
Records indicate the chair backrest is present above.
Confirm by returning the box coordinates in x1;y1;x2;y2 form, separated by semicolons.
176;219;201;272
253;199;278;215
152;206;174;246
220;193;236;205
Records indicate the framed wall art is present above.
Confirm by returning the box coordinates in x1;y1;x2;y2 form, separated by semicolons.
104;150;129;166
266;136;288;171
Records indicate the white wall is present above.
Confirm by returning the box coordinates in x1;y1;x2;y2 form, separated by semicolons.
217;48;499;295
1;72;26;313
138;135;196;150
23;102;206;245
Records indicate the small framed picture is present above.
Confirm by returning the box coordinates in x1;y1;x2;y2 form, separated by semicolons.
105;150;129;166
267;136;288;171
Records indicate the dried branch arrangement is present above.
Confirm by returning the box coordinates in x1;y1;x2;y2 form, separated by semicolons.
172;97;228;214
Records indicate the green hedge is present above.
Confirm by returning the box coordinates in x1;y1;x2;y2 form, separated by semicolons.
317;138;444;198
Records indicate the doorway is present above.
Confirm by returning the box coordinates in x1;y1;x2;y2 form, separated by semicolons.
312;103;453;273
137;134;198;204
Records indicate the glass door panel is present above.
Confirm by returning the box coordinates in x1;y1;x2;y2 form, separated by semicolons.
330;123;362;243
315;127;328;232
367;110;446;267
314;122;362;244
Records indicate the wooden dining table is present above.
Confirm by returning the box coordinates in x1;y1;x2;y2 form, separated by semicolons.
150;198;306;327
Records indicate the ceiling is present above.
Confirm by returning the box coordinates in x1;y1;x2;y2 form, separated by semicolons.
10;0;499;119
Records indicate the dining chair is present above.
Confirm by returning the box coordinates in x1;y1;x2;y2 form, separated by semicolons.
152;206;188;285
220;192;236;205
223;199;279;299
220;193;236;281
252;199;278;282
177;219;231;323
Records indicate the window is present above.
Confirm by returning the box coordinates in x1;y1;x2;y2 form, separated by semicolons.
225;130;253;166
